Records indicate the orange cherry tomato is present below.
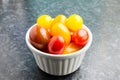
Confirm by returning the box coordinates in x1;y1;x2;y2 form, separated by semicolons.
63;42;83;54
50;22;71;44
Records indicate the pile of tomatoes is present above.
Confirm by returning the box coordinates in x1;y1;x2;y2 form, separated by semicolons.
29;14;89;54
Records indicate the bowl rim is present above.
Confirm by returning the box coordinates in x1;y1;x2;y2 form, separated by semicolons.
25;24;93;58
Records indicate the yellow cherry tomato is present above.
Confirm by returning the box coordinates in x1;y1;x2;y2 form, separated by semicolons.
63;42;83;54
50;23;71;44
37;15;52;29
66;14;83;31
51;14;67;26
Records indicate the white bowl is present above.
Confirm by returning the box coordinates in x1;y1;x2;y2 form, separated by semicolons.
25;24;93;76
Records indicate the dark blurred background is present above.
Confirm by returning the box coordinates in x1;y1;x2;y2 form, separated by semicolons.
0;0;120;80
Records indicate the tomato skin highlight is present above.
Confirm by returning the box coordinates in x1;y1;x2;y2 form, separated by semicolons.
29;25;50;50
71;29;89;46
48;36;66;54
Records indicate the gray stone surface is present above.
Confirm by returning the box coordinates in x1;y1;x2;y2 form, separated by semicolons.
0;0;120;80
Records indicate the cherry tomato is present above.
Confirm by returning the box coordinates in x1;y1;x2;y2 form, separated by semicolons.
63;42;83;54
48;36;66;54
71;29;89;46
37;15;53;29
66;14;83;31
51;14;67;26
29;25;50;50
50;22;71;44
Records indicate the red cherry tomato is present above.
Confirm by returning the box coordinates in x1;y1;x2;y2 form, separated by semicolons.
71;29;89;46
48;36;66;54
29;25;50;50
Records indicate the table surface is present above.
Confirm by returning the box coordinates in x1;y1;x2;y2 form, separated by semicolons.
0;0;120;80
